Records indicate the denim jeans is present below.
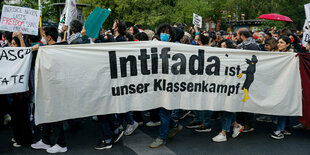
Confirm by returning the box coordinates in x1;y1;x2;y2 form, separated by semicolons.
159;108;176;140
221;111;236;132
277;116;290;131
117;112;135;125
98;114;115;140
193;110;213;126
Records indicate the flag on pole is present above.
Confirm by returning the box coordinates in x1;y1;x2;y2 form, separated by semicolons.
39;0;42;27
58;0;77;34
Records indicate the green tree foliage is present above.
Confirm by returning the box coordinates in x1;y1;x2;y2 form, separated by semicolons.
78;0;309;30
3;0;308;30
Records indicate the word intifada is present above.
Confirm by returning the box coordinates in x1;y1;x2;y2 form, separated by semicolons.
109;48;242;79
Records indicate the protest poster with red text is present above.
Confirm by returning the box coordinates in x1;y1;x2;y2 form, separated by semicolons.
0;5;40;35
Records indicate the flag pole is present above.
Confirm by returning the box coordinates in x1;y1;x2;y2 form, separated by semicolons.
39;0;42;27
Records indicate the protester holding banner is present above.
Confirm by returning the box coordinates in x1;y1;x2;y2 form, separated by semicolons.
30;26;68;153
235;28;261;133
95;19;139;150
211;42;244;142
9;31;33;148
149;23;183;148
269;36;295;140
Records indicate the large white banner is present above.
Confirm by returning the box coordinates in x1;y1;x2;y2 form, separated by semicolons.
0;5;40;35
0;47;32;94
35;42;302;125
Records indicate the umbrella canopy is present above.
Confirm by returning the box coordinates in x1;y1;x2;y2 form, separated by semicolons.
258;13;293;22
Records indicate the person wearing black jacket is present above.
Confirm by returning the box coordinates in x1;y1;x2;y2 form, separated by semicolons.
237;28;261;51
31;26;68;154
235;28;261;133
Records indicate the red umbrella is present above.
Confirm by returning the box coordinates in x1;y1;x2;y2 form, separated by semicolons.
258;13;293;22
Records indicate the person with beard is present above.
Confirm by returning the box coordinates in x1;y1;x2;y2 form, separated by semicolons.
235;28;261;133
257;32;266;51
236;28;261;51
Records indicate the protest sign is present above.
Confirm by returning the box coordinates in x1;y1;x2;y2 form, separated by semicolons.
302;3;310;46
193;13;202;28
0;5;40;35
35;42;302;125
305;3;310;22
302;20;310;46
84;7;111;38
0;47;32;94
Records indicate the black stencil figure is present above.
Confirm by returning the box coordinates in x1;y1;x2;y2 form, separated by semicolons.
237;55;258;102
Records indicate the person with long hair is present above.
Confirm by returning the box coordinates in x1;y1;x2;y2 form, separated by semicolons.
265;38;279;52
270;36;294;140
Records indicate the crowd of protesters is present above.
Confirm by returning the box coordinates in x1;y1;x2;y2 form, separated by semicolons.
0;19;310;153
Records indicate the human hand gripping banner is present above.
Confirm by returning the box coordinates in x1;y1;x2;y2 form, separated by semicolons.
0;47;32;94
35;42;302;124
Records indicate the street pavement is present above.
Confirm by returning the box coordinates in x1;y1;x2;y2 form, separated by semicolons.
1;115;310;155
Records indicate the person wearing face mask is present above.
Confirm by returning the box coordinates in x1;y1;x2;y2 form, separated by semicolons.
149;23;183;149
96;19;141;151
272;32;280;40
153;23;176;42
288;34;305;53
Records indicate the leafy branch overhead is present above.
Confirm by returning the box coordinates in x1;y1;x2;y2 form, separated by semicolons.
6;0;309;30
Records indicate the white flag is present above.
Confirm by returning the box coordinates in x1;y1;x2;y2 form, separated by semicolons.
58;0;77;33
